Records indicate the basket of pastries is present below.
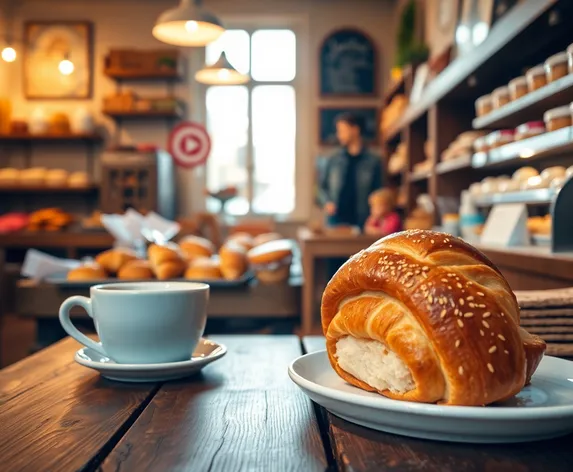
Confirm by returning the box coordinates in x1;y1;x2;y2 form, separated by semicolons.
28;208;73;232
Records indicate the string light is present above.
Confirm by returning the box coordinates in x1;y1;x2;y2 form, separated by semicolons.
59;57;75;75
1;46;16;62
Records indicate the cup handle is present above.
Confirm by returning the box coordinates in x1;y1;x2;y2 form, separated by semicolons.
59;296;107;357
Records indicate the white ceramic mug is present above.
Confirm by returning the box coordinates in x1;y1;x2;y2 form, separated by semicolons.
59;282;209;364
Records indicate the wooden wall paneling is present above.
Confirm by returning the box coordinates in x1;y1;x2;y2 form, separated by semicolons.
404;115;427;214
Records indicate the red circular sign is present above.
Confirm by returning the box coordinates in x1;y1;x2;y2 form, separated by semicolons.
168;121;212;169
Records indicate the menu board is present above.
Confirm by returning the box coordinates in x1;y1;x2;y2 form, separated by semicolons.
319;29;377;96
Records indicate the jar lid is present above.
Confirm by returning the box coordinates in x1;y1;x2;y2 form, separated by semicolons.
545;51;568;67
508;76;527;87
475;94;491;104
492;86;509;96
544;105;571;121
526;65;545;76
516;121;546;133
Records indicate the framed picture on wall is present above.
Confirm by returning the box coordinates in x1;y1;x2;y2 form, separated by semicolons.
24;21;93;99
318;107;378;145
319;29;378;97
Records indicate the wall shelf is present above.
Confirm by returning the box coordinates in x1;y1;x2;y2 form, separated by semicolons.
473;74;573;129
104;68;181;81
0;185;99;194
103;110;182;120
0;133;102;143
473;188;556;206
436;154;472;174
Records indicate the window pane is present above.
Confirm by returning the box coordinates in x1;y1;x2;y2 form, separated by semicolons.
251;85;295;214
206;86;250;215
206;29;250;74
251;30;296;81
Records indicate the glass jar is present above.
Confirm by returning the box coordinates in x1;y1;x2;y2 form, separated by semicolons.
508;76;528;101
486;129;515;149
545;52;569;83
473;136;488;153
475;94;492;117
526;65;547;92
515;121;545;141
492;86;511;108
544;105;572;132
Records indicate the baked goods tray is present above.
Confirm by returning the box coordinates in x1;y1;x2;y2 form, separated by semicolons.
44;272;255;289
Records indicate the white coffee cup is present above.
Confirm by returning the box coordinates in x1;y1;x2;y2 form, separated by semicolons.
59;281;209;364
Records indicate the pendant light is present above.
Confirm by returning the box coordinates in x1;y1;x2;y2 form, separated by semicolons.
152;0;224;47
195;52;250;85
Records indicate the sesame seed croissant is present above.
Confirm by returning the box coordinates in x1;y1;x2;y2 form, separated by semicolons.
321;230;546;406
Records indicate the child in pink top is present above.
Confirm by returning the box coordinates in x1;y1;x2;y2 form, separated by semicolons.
364;189;402;236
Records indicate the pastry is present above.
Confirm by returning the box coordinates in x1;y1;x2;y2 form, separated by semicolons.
19;167;47;186
252;232;283;247
179;235;215;260
219;241;248;280
148;243;186;280
247;239;292;284
185;257;222;280
321;230;546;406
226;232;254;250
45;169;69;187
68;172;89;187
0;168;20;186
95;248;138;274
117;260;154;280
67;263;107;281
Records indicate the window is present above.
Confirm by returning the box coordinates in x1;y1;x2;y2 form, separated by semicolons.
205;29;297;216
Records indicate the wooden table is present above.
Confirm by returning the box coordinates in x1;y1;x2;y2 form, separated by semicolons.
2;334;572;472
298;227;378;334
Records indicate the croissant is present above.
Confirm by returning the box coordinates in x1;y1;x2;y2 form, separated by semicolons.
321;230;546;406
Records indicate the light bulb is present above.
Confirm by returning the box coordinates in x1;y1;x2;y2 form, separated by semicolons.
185;21;198;32
1;47;16;62
59;58;75;75
217;69;230;80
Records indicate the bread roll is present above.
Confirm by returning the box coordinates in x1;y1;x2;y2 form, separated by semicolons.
67;263;107;281
252;232;282;247
95;248;138;274
321;230;546;406
148;243;186;280
227;232;254;250
180;235;215;260
0;168;20;186
45;169;69;187
247;239;293;284
185;257;222;280
118;260;154;280
68;172;89;187
154;259;187;280
219;241;248;280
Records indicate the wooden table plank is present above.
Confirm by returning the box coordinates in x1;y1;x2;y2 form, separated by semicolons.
0;338;160;472
302;337;573;472
101;335;327;472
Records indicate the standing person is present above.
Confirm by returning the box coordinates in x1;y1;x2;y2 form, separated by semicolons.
317;113;383;229
316;112;384;277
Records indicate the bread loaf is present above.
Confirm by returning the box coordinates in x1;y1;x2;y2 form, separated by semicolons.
95;248;138;274
67;263;107;281
219;241;248;280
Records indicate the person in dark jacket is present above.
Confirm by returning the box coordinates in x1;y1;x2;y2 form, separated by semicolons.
317;112;384;229
316;112;384;278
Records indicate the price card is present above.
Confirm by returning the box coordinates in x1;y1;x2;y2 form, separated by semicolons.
481;203;530;247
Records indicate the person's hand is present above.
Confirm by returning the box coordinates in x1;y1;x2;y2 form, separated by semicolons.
324;202;336;216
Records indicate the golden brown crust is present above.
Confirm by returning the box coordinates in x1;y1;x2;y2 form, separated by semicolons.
247;239;293;265
252;232;283;247
67;264;107;281
219;241;248;280
154;259;187;280
185;257;222;280
179;235;215;260
321;230;546;406
226;232;254;250
117;260;154;280
148;243;182;267
95;248;138;274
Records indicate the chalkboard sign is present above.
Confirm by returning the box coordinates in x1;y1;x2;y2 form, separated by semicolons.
320;29;377;97
319;107;378;145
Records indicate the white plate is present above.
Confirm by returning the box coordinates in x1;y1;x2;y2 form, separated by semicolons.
288;350;573;443
75;338;226;382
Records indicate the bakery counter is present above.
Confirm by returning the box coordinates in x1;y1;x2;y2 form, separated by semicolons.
477;244;573;290
14;276;301;350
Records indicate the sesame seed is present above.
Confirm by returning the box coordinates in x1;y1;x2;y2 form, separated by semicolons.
501;313;506;317
489;346;497;353
480;330;485;336
405;281;414;287
458;366;464;375
415;270;420;275
467;296;474;301
482;320;490;328
487;363;495;373
464;312;474;318
439;298;445;305
459;298;465;306
450;299;455;307
478;304;486;308
440;309;447;318
483;312;491;318
455;339;461;348
504;350;509;354
457;283;463;289
422;273;428;278
457;319;464;328
445;238;450;243
477;291;485;297
468;303;475;308
441;278;448;283
423;266;430;272
431;239;435;244
498;334;506;341
454;308;459;315
467;281;473;286
428;295;433;303
448;285;453;290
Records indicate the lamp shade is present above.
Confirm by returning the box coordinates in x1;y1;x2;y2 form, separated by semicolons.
152;0;224;47
195;52;250;85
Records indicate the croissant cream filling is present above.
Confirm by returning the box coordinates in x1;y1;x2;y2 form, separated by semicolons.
335;336;414;394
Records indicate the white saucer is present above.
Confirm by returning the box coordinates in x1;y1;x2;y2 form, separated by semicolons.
288;350;573;443
75;338;226;382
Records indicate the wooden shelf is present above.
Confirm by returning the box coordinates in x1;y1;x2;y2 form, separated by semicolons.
409;170;431;182
103;109;182;119
473;74;573;129
0;184;99;194
104;68;181;80
436;154;472;174
0;133;102;142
